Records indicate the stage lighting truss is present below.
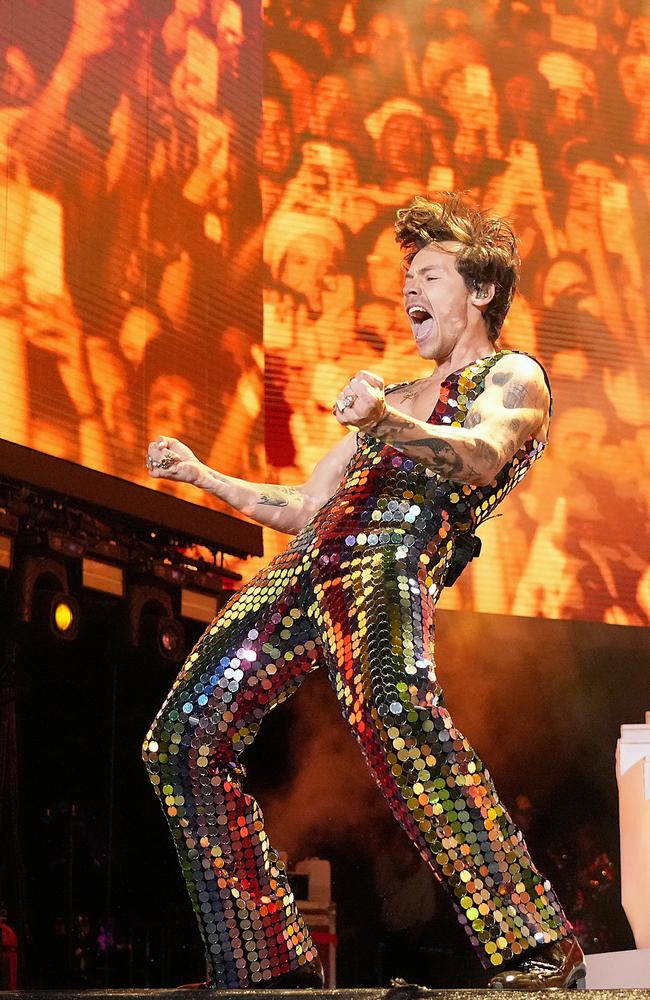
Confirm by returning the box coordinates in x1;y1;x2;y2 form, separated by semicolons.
1;480;243;650
154;556;231;624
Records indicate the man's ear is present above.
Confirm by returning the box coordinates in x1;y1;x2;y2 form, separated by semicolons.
471;282;496;308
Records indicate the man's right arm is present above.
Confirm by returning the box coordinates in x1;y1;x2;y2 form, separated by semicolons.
147;431;358;535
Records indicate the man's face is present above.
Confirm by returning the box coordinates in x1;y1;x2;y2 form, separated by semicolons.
366;13;407;75
315;74;349;112
402;242;476;360
215;0;244;74
367;228;404;302
119;307;161;366
421;42;447;95
379;114;425;178
260;98;291;177
147;374;203;451
279;233;337;314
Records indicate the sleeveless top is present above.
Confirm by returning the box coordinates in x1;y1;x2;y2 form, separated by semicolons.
291;350;550;595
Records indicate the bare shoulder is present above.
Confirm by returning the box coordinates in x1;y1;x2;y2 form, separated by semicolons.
485;352;550;410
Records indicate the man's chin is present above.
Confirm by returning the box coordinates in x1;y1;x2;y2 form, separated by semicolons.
411;317;437;356
413;333;438;359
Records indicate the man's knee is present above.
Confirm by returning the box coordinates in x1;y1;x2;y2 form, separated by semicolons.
142;698;243;779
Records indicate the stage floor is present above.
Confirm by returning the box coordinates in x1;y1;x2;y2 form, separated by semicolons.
2;989;650;998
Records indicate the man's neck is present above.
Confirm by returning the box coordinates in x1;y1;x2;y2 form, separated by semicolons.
429;340;498;382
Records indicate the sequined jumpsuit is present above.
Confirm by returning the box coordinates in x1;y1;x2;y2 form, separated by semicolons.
143;350;572;987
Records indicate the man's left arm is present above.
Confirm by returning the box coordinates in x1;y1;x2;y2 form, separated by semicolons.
335;355;550;486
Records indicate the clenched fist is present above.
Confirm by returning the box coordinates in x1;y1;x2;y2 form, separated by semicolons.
333;370;387;431
146;436;204;485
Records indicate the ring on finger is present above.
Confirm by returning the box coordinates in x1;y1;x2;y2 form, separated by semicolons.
159;451;179;470
146;455;160;470
337;393;356;412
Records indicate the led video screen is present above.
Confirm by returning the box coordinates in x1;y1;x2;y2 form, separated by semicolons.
0;0;263;511
260;0;650;626
2;1;649;626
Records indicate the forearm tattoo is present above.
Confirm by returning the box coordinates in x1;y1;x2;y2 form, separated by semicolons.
398;436;466;476
367;364;541;482
364;396;506;482
371;410;495;481
258;486;301;507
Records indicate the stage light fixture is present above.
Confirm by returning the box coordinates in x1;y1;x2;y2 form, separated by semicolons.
139;607;185;663
126;584;185;663
14;555;70;625
31;589;80;641
51;593;79;639
157;617;185;661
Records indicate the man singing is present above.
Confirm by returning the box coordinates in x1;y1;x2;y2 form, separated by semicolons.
143;193;585;990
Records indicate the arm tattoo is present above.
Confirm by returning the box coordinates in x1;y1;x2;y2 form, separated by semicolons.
397;436;465;476
491;370;513;387
464;463;482;481
474;438;500;465
504;380;529;409
465;407;482;429
371;407;501;481
258;486;301;507
372;413;419;438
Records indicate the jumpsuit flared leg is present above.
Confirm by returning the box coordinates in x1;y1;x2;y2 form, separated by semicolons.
142;546;323;987
307;545;573;972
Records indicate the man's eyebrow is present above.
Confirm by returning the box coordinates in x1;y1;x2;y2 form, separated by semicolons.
404;264;444;279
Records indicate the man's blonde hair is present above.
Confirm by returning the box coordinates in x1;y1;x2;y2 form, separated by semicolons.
395;192;520;340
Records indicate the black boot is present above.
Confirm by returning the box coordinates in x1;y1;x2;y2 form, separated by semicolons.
488;934;586;990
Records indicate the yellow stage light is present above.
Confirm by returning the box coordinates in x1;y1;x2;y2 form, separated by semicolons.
53;598;76;634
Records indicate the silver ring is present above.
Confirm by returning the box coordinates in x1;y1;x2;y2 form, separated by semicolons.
159;452;178;470
337;393;355;412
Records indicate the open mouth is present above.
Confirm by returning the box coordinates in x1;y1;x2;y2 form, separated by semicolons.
407;305;435;343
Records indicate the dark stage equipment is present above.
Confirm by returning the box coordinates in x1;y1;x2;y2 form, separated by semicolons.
0;441;262;561
0;468;260;991
12;553;78;641
0;463;248;652
127;584;186;664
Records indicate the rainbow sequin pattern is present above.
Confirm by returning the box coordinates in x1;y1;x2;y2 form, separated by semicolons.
143;350;571;986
